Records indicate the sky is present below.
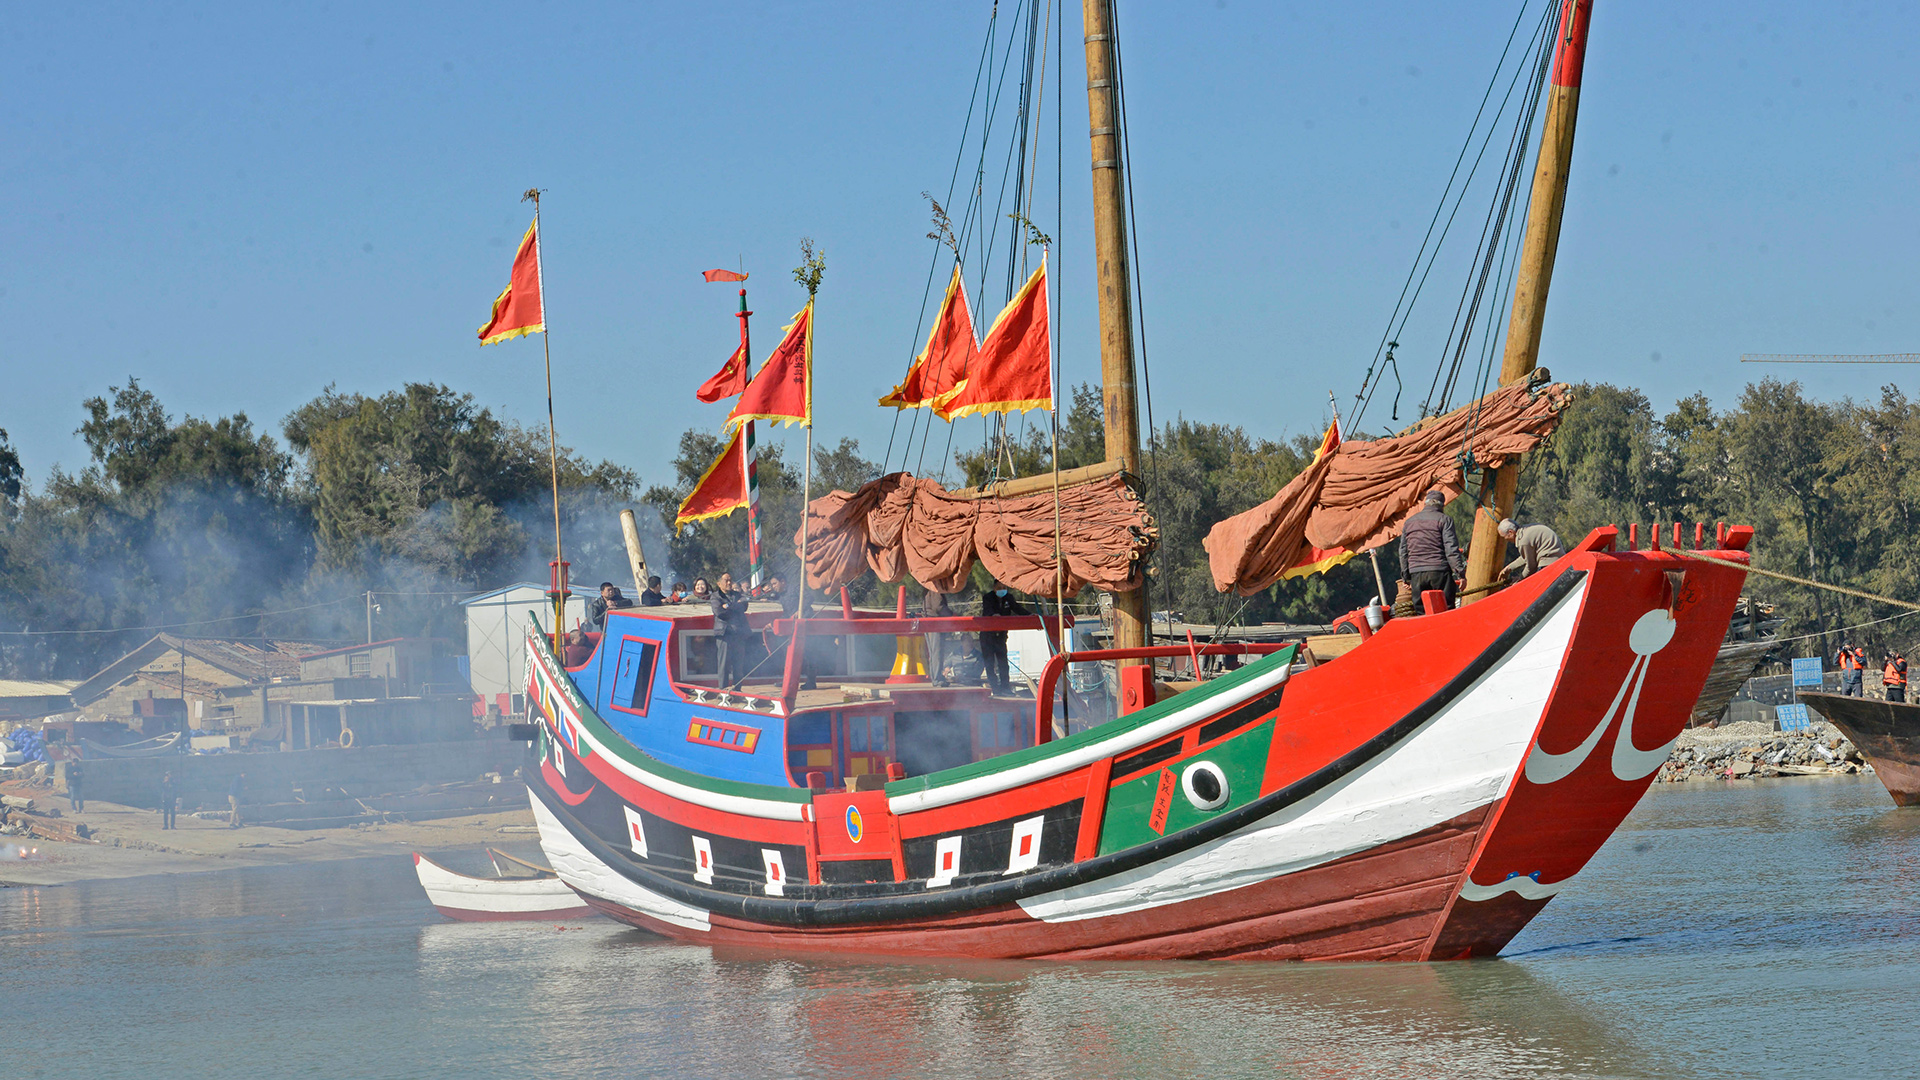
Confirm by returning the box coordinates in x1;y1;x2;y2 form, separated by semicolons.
4;1;1916;491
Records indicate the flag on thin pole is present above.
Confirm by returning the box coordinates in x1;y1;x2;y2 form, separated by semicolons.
478;219;545;345
937;253;1052;419
675;425;752;527
1279;419;1358;580
880;264;976;411
726;303;812;429
702;269;749;283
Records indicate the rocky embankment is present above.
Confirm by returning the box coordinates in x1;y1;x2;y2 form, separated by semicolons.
1656;720;1869;783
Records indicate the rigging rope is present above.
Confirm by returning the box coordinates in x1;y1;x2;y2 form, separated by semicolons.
1108;0;1174;634
1352;0;1554;432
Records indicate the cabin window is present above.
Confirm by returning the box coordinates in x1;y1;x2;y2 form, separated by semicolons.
679;632;717;680
349;653;371;677
609;638;660;716
977;711;1025;755
786;711;838;786
843;712;892;777
893;709;973;777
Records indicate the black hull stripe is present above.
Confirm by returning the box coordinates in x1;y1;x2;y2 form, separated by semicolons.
533;570;1585;928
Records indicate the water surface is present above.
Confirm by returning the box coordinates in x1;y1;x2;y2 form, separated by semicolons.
6;775;1915;1079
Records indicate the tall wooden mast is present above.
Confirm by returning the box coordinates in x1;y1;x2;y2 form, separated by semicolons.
1462;0;1594;600
1081;0;1149;653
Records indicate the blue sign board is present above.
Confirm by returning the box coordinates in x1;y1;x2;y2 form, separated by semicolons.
1791;657;1825;688
1776;703;1811;732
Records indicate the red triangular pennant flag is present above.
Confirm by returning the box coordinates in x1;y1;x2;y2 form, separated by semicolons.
1279;419;1358;580
478;219;545;345
938;254;1051;419
727;303;811;429
880;265;976;411
696;343;750;403
675;426;749;527
702;269;749;283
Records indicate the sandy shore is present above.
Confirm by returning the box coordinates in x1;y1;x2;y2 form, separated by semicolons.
0;795;537;888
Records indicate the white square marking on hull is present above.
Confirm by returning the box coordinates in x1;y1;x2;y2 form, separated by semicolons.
692;836;715;884
1006;816;1044;874
929;836;963;887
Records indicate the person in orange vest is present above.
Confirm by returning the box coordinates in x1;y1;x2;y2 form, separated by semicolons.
1834;642;1866;697
1883;652;1908;704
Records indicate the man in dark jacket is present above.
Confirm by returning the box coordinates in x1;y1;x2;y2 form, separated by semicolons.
160;770;178;829
710;571;752;690
588;582;634;630
1400;489;1464;613
66;760;85;813
981;582;1028;694
639;576;666;607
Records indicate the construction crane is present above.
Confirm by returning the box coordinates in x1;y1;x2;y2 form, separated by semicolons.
1742;353;1920;364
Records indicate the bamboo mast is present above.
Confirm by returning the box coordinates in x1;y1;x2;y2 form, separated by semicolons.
1081;0;1148;657
526;188;569;649
1461;0;1594;601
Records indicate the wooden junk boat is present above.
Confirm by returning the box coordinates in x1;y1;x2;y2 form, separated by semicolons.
522;519;1751;959
413;848;593;922
516;0;1756;960
1795;693;1920;806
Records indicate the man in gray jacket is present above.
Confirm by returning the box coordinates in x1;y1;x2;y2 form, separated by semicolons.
1498;519;1565;581
1400;489;1464;612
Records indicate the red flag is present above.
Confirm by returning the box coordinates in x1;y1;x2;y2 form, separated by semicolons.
1279;419;1358;580
478;219;545;345
938;254;1051;419
702;269;749;283
675;426;750;527
727;303;811;429
696;343;751;403
880;265;976;411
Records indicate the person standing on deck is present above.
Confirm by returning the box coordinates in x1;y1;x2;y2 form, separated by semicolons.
711;572;751;691
640;576;666;607
1498;519;1565;581
1884;652;1908;703
1399;490;1464;612
588;582;633;630
1836;642;1866;697
65;759;85;813
981;582;1028;694
160;770;177;829
924;590;952;687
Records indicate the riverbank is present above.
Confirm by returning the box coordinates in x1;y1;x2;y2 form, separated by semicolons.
1655;719;1867;783
0;788;536;887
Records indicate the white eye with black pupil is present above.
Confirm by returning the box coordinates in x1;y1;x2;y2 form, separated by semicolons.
1181;761;1229;811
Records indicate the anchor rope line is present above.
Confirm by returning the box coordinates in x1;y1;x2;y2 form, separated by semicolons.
1672;549;1920;614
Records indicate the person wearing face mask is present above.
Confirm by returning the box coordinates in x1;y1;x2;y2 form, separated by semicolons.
980;581;1027;695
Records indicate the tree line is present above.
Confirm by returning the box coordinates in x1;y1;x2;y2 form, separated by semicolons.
0;375;1903;680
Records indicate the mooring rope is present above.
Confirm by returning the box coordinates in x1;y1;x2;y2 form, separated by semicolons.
1673;549;1920;613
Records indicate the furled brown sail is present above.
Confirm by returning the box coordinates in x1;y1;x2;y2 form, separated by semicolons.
797;466;1157;596
1205;380;1572;596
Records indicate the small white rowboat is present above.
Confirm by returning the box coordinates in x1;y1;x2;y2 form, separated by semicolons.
412;848;594;922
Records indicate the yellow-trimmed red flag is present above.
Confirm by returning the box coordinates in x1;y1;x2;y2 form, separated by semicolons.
675;425;749;527
726;303;812;429
937;253;1051;420
1279;418;1358;580
696;343;751;403
880;265;976;411
477;219;545;345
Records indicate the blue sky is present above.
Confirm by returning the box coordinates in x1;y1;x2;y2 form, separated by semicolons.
4;1;1915;490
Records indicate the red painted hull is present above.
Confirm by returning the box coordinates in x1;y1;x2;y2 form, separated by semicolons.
526;527;1750;961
